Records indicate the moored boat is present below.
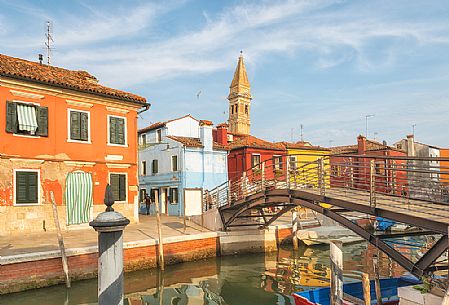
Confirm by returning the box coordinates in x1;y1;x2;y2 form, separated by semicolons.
292;276;420;305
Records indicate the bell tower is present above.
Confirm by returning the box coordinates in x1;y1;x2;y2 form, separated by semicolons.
228;52;252;135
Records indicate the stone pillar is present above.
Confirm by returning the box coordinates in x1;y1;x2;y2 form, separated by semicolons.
90;210;130;305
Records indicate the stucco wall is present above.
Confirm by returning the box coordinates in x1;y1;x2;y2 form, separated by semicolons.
166;116;199;138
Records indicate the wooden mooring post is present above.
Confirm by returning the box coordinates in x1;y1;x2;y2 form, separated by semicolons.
292;208;299;250
50;191;71;288
154;198;165;271
373;253;383;305
330;240;343;305
362;273;371;305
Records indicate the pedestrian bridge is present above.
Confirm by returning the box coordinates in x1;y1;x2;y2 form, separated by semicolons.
204;154;449;279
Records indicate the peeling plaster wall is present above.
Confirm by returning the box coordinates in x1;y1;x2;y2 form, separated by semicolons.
0;159;137;235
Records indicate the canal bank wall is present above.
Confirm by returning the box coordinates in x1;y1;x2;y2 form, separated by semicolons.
0;224;295;294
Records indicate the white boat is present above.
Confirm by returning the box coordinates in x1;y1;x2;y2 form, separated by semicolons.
296;225;364;246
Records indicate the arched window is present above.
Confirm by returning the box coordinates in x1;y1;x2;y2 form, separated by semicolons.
235;105;239;113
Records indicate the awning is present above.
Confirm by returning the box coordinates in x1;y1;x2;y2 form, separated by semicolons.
17;104;38;133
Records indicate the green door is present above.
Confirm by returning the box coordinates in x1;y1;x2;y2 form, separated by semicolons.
65;172;93;225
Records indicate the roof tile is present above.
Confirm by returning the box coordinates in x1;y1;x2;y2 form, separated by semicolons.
0;53;146;104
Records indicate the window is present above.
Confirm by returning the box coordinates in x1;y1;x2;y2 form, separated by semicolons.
245;105;248;114
152;159;159;174
141;161;147;176
156;129;162;143
141;134;146;145
251;154;261;169
273;155;283;170
68;109;89;142
170;188;178;204
150;189;158;203
110;173;126;202
15;170;39;205
139;188;147;202
6;101;48;137
235;104;239;113
108;116;126;145
231;105;234;114
289;156;297;170
172;155;178;172
331;165;340;177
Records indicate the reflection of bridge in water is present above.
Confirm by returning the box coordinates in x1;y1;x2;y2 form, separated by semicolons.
205;154;449;280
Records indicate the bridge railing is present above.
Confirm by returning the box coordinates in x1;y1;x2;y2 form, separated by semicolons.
204;153;449;210
329;155;449;207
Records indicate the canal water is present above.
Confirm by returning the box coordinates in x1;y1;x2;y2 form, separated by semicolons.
0;241;417;305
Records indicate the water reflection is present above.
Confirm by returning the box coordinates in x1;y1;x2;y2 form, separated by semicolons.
0;241;421;305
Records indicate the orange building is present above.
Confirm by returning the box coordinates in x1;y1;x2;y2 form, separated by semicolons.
0;54;149;234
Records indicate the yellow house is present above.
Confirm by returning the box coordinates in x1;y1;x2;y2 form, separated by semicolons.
281;142;331;188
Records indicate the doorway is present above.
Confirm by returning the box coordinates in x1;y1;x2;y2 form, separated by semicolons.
65;171;93;225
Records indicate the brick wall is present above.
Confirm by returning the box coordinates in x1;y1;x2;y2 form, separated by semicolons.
0;230;291;294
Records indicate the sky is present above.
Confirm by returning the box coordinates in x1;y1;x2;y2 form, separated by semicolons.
1;0;449;147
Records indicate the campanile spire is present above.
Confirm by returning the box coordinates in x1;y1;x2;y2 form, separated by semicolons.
228;52;252;135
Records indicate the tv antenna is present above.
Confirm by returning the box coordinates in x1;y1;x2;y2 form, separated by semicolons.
300;124;304;142
44;21;54;65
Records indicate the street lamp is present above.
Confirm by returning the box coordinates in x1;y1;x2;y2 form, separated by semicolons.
365;114;375;138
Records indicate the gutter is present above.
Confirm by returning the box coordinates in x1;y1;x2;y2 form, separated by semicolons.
137;103;151;114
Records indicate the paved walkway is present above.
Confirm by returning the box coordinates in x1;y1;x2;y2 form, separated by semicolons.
0;215;210;257
0;214;295;257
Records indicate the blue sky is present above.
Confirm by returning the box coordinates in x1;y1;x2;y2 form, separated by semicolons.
1;0;449;147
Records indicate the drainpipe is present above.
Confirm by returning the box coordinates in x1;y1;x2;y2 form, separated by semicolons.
136;102;151;221
201;148;205;189
182;146;186;217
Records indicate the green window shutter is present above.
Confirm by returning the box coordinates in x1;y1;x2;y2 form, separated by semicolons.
16;172;38;204
109;117;117;144
117;118;125;145
80;112;89;141
119;174;126;201
16;172;28;203
36;106;48;137
110;174;119;202
6;101;18;134
28;172;38;202
152;160;158;174
70;111;81;140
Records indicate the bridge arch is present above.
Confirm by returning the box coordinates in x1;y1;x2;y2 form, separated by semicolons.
206;153;449;279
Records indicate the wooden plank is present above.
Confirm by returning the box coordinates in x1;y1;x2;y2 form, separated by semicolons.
343;293;364;305
50;191;71;288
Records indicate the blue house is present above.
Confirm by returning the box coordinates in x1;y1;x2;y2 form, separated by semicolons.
138;115;228;216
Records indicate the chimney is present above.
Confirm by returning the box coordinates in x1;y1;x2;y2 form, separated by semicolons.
406;134;415;157
38;54;43;65
357;135;366;154
199;120;213;151
216;123;228;145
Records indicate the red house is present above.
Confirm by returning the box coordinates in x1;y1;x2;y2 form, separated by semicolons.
213;124;286;182
330;135;407;195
